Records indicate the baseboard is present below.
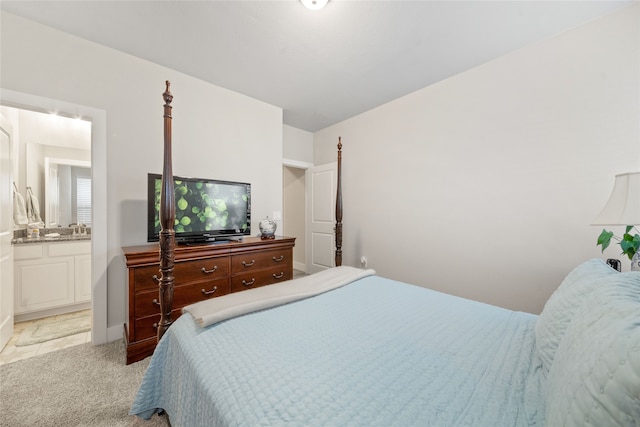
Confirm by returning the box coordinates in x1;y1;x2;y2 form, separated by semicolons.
14;302;91;323
106;324;124;343
293;261;306;273
0;315;13;351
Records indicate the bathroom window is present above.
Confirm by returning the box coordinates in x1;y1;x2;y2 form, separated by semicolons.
45;159;91;227
76;176;92;227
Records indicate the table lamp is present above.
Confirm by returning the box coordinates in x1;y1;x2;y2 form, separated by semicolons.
592;172;640;270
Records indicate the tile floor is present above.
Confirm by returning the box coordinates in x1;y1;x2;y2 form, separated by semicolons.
0;310;92;365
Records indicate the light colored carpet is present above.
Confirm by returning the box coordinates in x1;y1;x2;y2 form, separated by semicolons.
16;312;91;346
0;339;168;427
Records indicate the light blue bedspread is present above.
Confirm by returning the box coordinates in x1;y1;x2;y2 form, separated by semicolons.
130;275;545;426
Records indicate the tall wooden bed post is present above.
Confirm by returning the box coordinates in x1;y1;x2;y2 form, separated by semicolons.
157;81;176;341
335;138;343;267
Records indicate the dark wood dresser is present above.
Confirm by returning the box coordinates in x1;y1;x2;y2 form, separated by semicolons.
122;236;296;364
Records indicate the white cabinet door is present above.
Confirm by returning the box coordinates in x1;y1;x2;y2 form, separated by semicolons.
74;254;92;302
14;241;91;316
0;113;13;350
14;257;75;313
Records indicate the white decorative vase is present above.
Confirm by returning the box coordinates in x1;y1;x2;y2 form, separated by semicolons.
631;251;640;271
259;217;276;240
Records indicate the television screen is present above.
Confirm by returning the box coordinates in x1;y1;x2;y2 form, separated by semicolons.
147;173;251;243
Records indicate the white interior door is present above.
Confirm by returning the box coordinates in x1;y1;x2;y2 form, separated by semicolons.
305;162;337;274
0;114;14;350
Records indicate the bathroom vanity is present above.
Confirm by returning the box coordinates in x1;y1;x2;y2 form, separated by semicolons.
5;107;93;324
12;234;91;321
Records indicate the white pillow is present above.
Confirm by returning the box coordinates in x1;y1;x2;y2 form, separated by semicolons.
545;272;640;426
535;259;618;373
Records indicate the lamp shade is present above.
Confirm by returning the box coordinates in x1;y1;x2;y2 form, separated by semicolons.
592;172;640;225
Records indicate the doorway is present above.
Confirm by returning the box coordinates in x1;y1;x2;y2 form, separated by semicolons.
0;89;108;347
0;106;92;361
282;161;338;275
283;165;306;272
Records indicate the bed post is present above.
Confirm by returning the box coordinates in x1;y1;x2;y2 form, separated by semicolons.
157;81;176;341
335;138;343;267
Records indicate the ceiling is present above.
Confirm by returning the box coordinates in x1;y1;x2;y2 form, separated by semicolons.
0;0;633;132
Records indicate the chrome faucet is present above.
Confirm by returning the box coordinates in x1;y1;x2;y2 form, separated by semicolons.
67;223;87;236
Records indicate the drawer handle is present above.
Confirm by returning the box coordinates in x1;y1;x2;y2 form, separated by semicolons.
152;299;160;307
152;274;160;284
272;255;284;262
242;278;256;286
152;323;158;330
202;286;218;296
242;260;256;267
273;272;284;279
201;265;218;274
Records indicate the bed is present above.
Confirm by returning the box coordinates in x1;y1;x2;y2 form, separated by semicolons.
130;83;640;426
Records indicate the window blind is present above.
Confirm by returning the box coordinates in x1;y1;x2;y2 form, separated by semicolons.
76;176;92;226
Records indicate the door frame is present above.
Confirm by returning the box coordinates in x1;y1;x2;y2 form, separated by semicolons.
282;158;313;273
0;113;14;350
0;89;108;345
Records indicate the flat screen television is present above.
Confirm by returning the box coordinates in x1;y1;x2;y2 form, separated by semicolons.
147;173;251;244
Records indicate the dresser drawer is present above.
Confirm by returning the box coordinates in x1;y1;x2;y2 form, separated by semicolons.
133;257;230;291
231;268;292;292
123;237;295;364
231;248;292;273
134;278;231;318
131;308;183;342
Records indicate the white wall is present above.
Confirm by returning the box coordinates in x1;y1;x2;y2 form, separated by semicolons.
283;124;313;165
315;5;640;314
1;12;284;337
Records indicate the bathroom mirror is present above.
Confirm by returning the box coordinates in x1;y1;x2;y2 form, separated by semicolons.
1;106;92;230
44;157;92;228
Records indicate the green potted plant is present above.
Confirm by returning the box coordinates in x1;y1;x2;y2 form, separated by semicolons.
596;226;640;260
